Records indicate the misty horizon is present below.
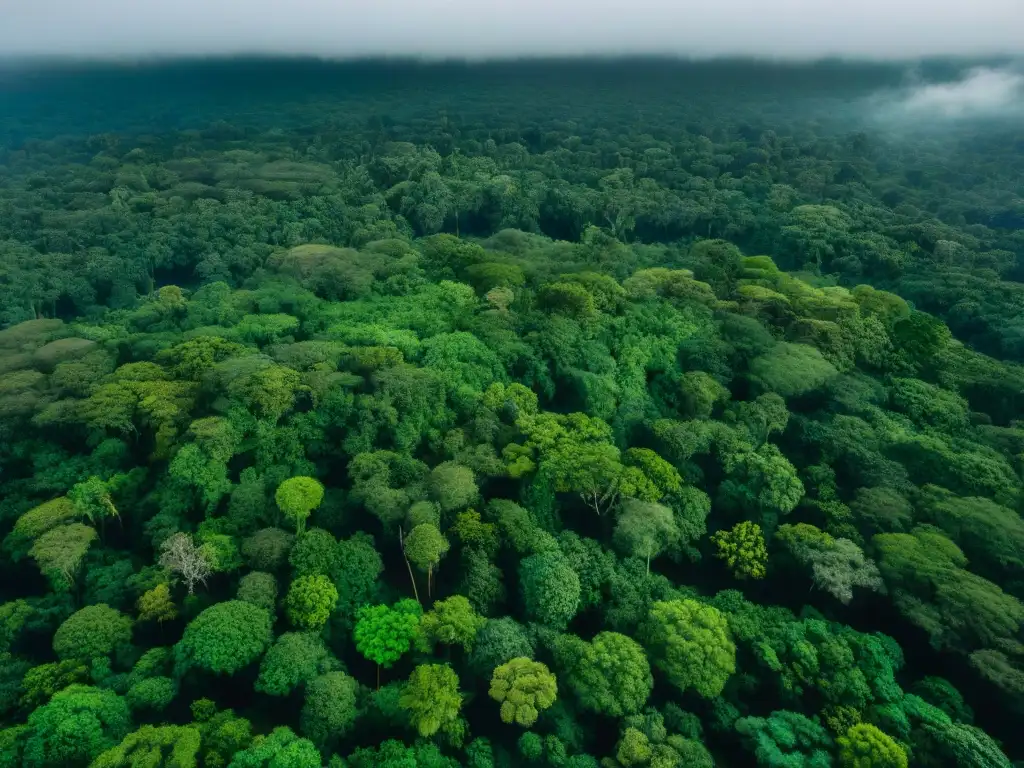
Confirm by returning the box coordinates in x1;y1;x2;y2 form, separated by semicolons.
2;0;1023;61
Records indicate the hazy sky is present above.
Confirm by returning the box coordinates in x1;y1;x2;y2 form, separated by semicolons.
1;0;1023;60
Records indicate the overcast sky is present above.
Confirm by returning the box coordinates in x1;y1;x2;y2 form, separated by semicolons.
1;0;1023;60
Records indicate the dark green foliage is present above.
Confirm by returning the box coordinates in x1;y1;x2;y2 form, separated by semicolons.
52;605;132;661
874;526;1024;652
300;671;358;750
288;528;338;578
332;533;385;631
469;618;535;678
641;599;735;698
0;656;25;718
237;572;278;613
910;677;973;724
19;659;89;710
458;548;507;616
175;601;273;675
848;487;913;535
23;685;131;768
428;462;479;513
557;532;615;610
90;725;201;768
2;58;1024;767
255;632;339;696
347;738;460;768
554;631;652;717
735;710;833;768
602;557;681;632
900;700;1013;768
226;726;321;768
193;704;253;767
519;552;581;629
518;731;544;761
915;486;1024;581
228;470;271;535
749;343;839;398
242;528;295;571
84;561;137;611
124;674;176;711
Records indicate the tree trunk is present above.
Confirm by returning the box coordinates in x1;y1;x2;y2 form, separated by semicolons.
400;528;421;605
408;565;421;604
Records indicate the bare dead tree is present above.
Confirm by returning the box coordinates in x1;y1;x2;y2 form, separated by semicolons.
399;526;421;606
159;532;212;595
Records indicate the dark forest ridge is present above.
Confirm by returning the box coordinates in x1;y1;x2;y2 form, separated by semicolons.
2;57;1021;140
0;57;908;137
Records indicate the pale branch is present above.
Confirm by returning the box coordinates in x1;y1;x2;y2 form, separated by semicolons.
159;532;212;595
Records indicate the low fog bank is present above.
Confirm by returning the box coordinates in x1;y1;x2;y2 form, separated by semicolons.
863;65;1024;128
1;0;1023;61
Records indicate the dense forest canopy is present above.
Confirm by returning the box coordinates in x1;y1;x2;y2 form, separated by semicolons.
0;57;1023;768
